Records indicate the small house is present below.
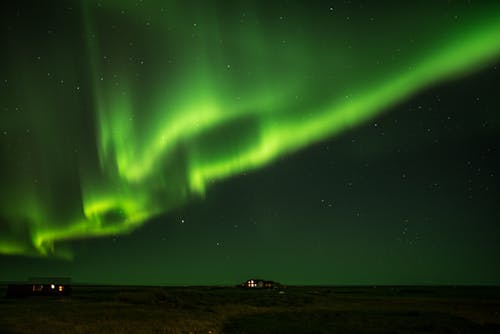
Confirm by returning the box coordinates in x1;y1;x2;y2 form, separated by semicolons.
243;279;278;289
6;277;72;297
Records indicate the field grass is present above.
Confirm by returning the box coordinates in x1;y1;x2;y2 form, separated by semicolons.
1;285;499;333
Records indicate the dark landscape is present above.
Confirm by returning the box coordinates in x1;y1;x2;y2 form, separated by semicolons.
1;285;500;333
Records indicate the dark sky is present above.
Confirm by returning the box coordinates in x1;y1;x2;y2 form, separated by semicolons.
1;0;499;285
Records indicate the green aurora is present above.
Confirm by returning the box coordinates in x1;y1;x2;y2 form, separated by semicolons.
1;1;500;258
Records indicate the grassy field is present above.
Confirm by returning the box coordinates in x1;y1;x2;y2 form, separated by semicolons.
1;285;499;333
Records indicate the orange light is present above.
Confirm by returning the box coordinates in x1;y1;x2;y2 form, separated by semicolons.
58;286;64;292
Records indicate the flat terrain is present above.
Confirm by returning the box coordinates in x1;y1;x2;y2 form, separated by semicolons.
1;285;499;333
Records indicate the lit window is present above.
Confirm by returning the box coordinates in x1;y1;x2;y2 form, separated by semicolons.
58;286;64;292
51;284;55;289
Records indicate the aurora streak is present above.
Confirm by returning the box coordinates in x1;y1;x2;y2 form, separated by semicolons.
1;1;500;258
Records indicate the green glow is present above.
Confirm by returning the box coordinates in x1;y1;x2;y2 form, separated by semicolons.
1;1;500;257
187;15;500;193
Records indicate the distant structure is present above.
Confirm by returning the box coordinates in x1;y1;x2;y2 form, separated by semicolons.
6;277;72;297
242;279;279;289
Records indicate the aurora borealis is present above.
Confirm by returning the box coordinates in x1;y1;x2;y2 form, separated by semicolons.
1;1;500;285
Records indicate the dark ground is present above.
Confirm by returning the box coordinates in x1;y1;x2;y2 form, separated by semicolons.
0;285;499;333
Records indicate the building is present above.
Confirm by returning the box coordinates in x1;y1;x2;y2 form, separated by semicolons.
6;277;72;297
243;279;278;289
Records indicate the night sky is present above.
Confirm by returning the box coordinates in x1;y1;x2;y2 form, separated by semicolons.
1;0;499;285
